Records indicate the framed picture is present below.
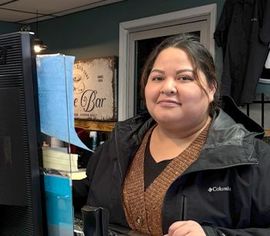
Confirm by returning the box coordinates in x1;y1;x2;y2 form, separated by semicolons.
73;57;117;121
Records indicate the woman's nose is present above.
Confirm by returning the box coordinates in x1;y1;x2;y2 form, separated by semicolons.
160;79;177;95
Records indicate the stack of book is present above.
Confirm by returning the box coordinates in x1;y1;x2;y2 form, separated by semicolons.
42;147;86;180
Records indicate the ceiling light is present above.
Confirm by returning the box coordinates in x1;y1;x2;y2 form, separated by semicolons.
33;38;47;53
33;10;47;54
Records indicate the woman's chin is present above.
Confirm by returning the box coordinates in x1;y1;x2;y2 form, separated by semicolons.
154;114;182;125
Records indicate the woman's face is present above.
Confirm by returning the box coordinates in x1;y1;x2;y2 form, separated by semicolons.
145;47;216;129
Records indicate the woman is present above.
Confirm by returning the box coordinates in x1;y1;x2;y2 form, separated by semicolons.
73;34;270;236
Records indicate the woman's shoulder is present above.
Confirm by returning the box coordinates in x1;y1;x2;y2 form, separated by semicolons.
114;112;154;133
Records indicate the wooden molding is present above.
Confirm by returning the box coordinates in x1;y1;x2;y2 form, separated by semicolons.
75;119;115;132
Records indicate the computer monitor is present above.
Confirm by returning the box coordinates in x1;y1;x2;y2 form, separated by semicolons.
0;32;45;235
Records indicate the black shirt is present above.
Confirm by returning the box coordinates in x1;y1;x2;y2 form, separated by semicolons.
144;140;171;190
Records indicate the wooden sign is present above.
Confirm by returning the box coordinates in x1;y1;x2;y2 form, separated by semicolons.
73;57;117;121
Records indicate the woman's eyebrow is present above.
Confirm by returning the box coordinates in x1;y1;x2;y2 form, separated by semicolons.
150;69;194;74
150;69;165;74
176;69;194;74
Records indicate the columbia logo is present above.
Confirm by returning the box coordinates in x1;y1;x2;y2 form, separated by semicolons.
208;186;231;192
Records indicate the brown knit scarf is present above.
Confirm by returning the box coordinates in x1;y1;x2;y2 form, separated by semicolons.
122;123;210;236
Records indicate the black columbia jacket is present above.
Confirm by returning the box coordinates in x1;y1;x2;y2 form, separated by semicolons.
73;99;270;236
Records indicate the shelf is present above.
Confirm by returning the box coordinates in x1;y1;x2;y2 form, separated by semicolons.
75;119;115;132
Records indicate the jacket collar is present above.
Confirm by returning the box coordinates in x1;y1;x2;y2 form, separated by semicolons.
221;96;264;137
185;108;260;174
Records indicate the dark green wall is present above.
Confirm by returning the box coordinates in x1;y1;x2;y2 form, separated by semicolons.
36;0;224;59
0;21;20;34
0;0;225;79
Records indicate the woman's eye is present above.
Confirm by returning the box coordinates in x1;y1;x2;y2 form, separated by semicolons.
177;76;194;81
152;76;163;81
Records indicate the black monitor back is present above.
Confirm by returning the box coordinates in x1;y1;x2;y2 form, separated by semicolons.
0;32;45;235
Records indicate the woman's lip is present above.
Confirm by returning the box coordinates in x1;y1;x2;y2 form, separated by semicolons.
158;99;180;104
157;100;181;106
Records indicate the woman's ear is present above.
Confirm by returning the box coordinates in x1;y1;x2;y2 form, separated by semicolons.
208;81;217;103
